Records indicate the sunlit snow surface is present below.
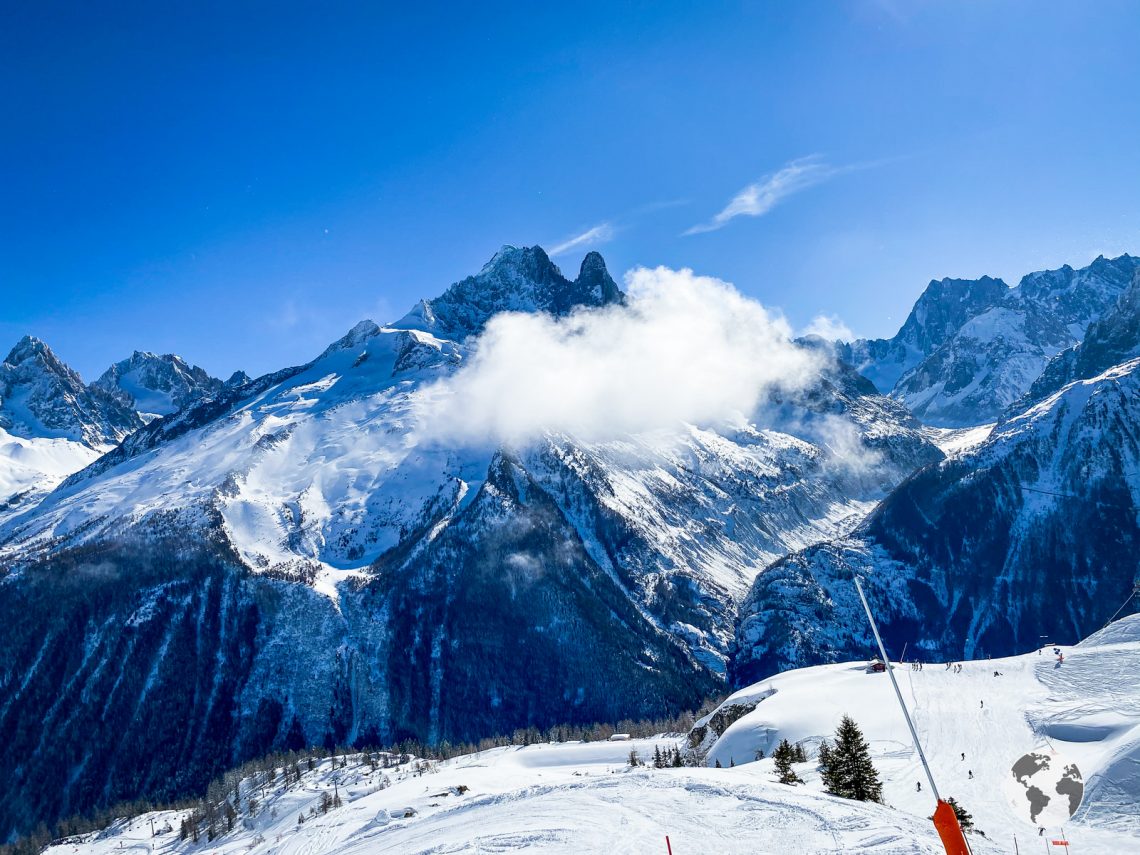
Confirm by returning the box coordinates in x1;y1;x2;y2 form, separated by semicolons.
704;614;1140;851
0;322;922;614
921;423;995;457
43;619;1140;854
0;427;103;524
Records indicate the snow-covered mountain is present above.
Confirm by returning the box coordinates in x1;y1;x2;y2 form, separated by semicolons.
0;337;142;517
734;319;1140;684
92;351;225;420
396;245;624;337
841;254;1140;426
0;336;141;447
0;247;941;840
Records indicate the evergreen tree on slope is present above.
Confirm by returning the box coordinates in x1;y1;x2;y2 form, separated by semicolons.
820;716;883;803
773;738;802;785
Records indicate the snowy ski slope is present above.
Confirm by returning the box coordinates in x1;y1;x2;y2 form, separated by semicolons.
43;616;1140;854
705;614;1140;851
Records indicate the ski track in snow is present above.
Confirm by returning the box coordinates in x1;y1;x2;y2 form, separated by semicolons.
705;614;1140;852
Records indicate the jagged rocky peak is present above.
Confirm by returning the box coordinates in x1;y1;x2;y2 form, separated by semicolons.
898;275;1008;352
0;335;141;446
1021;268;1140;405
224;370;252;388
843;253;1140;427
576;250;624;305
92;350;224;417
318;320;382;359
394;245;626;338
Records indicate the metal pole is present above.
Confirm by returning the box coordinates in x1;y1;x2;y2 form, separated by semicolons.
853;575;941;800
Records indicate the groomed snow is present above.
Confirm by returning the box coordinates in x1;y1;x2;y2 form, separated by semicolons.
43;739;993;855
704;614;1140;851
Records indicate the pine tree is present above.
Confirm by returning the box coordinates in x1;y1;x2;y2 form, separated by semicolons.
792;742;807;763
773;738;802;784
822;716;883;803
945;797;976;833
628;748;640;767
714;758;722;768
653;745;663;768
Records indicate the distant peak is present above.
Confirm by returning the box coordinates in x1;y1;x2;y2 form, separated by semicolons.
576;251;623;305
480;244;563;282
320;320;381;358
224;370;251;388
578;250;607;276
4;335;63;371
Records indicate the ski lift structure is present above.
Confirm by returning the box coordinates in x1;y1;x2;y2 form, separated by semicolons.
853;576;972;855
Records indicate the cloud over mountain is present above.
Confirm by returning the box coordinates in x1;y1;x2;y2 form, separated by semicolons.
417;265;822;445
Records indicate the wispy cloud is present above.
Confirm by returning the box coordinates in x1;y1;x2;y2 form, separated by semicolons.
684;156;839;236
800;314;854;342
548;222;616;257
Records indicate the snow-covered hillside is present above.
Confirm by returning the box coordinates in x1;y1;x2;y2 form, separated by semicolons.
0;427;103;523
706;615;1140;850
41;740;975;855
46;617;1140;854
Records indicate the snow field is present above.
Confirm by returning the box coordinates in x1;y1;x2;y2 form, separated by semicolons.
45;740;980;855
705;615;1140;852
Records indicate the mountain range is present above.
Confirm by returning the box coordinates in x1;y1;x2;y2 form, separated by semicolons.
1;246;1137;839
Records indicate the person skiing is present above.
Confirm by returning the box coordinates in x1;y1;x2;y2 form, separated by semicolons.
961;752;965;761
968;770;973;779
980;700;984;709
916;781;922;792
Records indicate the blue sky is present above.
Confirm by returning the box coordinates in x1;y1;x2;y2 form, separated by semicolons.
3;1;1140;379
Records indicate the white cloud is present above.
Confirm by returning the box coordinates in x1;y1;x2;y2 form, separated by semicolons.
415;266;823;446
800;314;855;342
548;222;616;257
684;156;838;235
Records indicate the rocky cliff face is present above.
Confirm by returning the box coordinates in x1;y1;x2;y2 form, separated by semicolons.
0;336;141;447
92;351;224;418
842;254;1140;426
394;246;624;338
733;347;1140;685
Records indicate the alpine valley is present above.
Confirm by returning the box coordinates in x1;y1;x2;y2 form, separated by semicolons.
2;246;1138;844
